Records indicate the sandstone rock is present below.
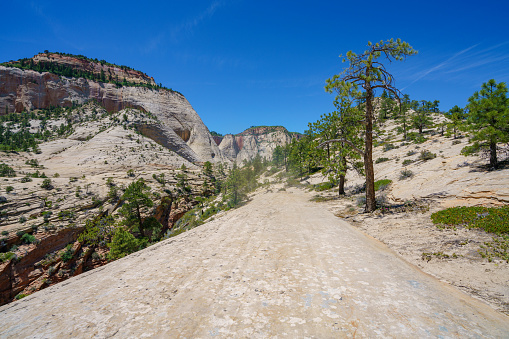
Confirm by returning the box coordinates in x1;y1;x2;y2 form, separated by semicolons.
0;65;226;164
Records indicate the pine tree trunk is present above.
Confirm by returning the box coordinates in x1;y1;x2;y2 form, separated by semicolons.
364;89;376;212
490;141;498;168
338;175;345;195
338;157;347;195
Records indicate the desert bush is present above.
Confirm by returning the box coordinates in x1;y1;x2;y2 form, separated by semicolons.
431;206;509;235
383;143;397;152
6;186;13;193
402;159;413;166
0;163;16;177
1;230;8;236
20;176;32;183
314;181;335;191
21;233;37;244
452;140;461;145
374;179;392;191
399;169;414;180
356;195;366;207
18;216;27;223
0;252;16;263
41;178;53;190
418;150;436;161
406;150;417;156
479;235;509;263
60;244;73;262
375;157;390;164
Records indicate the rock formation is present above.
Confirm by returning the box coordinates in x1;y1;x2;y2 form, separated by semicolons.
218;126;300;163
0;53;226;164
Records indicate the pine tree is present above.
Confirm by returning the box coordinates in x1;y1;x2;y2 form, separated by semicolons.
324;39;417;211
465;79;509;168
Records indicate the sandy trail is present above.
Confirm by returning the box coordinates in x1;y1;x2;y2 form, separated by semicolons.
0;188;508;338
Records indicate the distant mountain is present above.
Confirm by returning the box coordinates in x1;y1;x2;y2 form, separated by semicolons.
0;52;225;164
216;126;302;163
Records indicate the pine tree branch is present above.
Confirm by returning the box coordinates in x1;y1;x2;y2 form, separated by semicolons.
318;139;365;157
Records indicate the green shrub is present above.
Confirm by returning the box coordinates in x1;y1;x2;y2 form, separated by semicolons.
452;140;461;145
21;233;37;244
479;235;509;263
431;206;509;235
374;179;392;191
402;159;413;166
0;252;16;263
383;143;397;152
418;150;436;161
60;244;74;262
41;178;53;190
0;164;16;177
375;157;390;164
1;230;8;236
6;186;13;193
406;150;417;156
399;169;413;180
315;181;335;191
15;293;27;300
20;176;32;183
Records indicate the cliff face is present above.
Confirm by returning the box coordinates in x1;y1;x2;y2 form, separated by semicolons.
218;126;300;163
0;65;226;164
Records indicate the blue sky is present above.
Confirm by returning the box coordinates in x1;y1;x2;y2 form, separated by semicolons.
2;0;508;134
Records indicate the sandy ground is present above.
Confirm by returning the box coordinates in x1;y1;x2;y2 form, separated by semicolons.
1;187;508;338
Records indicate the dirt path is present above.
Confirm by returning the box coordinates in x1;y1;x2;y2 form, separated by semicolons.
1;188;508;338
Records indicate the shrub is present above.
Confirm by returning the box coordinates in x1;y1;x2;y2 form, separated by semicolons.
20;176;32;183
1;230;8;236
375;157;390;164
60;244;73;262
399;169;414;180
18;216;27;223
406;150;417;156
356;195;366;207
0;164;16;177
15;293;28;300
383;143;397;152
0;252;16;263
402;159;413;166
21;233;37;244
431;206;509;235
315;181;335;191
374;179;392;191
6;186;14;193
418;150;437;161
127;169;135;177
41;178;53;190
452;140;461;145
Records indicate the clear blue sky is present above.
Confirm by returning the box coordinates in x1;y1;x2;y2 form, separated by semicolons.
2;0;508;134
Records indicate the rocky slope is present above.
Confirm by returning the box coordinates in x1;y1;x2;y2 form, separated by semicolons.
0;53;226;164
0;101;220;305
217;126;300;163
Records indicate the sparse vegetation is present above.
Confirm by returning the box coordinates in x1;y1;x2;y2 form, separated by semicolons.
418;150;436;161
375;157;390;164
399;169;414;180
431;206;509;235
0;164;16;177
